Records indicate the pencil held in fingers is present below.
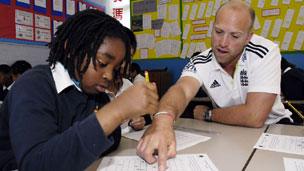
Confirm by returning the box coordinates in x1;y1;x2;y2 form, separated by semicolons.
145;71;150;83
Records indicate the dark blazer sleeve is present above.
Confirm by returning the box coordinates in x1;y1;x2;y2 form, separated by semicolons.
7;69;115;171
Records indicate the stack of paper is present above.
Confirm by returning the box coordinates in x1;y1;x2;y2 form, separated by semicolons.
97;154;218;171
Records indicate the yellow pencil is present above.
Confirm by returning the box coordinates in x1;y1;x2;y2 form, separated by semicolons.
286;101;304;119
144;71;150;82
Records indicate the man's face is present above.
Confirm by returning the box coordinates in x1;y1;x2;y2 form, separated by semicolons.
211;7;252;67
80;37;126;94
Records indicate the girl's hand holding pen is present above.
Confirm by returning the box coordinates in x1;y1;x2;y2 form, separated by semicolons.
128;71;154;131
111;71;159;122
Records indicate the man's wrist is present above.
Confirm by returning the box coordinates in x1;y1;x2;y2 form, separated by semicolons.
153;114;175;129
153;111;175;122
204;110;212;122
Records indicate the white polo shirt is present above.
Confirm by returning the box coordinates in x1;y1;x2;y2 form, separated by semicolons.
181;34;292;124
133;74;145;85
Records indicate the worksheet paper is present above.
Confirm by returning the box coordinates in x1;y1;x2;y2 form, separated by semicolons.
254;133;304;155
122;128;210;151
97;154;218;171
284;158;304;171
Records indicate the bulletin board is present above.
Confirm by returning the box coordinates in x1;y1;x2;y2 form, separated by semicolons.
131;0;304;60
0;0;105;46
130;0;181;59
251;0;303;51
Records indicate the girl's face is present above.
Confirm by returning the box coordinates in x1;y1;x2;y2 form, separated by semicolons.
80;37;126;94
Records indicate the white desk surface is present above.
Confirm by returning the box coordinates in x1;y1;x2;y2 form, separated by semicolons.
245;124;304;171
87;118;267;171
172;119;267;171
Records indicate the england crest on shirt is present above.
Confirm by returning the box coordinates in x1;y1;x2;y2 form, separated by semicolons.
240;69;248;86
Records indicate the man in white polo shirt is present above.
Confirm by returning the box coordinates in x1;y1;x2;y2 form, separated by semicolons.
191;33;292;125
136;1;292;170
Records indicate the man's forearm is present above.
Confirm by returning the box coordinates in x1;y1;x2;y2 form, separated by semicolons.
158;85;191;119
211;104;267;128
210;92;276;128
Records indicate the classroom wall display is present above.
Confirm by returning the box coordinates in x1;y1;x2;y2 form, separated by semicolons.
131;0;182;59
0;0;105;46
131;0;304;60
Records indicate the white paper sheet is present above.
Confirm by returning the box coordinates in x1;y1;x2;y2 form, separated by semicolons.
35;14;50;29
155;29;160;37
35;28;51;42
143;14;152;30
140;49;148;59
271;0;278;6
294;31;304;50
170;21;181;36
35;0;46;8
182;24;190;40
123;127;210;151
205;1;213;18
159;0;171;4
207;21;214;37
261;19;272;38
296;6;304;25
53;0;63;12
254;133;304;155
187;42;197;58
253;16;261;30
245;0;251;5
271;19;282;38
97;154;218;171
284;158;304;171
282;0;291;4
258;0;265;8
281;32;293;50
156;40;171;56
170;40;181;56
190;33;206;40
192;20;205;25
169;5;179;20
189;4;198;20
196;42;207;52
262;8;280;17
15;10;33;26
182;5;190;20
212;0;221;16
158;4;167;19
196;3;206;19
66;0;76;15
15;24;33;40
158;40;175;56
193;26;208;32
161;22;170;38
180;43;189;58
137;34;155;49
283;9;294;28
